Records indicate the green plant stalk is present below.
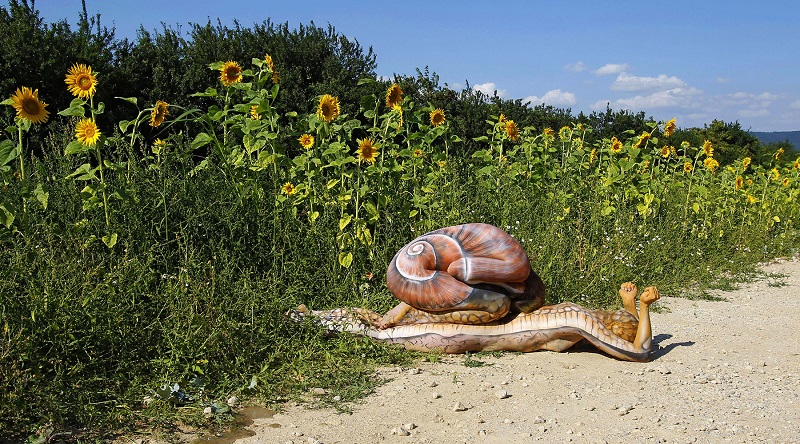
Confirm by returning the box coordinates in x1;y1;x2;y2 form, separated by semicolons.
91;96;111;230
17;126;25;181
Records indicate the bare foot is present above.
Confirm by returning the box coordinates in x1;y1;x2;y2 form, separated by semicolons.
640;286;661;306
619;281;638;318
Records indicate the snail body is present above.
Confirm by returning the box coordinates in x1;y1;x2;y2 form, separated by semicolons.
383;223;545;327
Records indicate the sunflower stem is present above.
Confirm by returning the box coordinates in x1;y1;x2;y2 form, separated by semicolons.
17;126;25;181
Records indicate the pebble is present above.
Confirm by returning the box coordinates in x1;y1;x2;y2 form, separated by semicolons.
311;387;326;395
533;416;546;424
332;396;341;402
503;418;513;424
429;381;438;387
227;396;238;406
203;406;213;416
404;423;417;430
432;392;441;399
391;427;410;436
453;401;468;411
306;438;322;444
495;390;510;399
408;368;420;375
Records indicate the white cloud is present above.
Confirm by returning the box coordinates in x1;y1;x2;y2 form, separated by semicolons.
473;82;507;98
565;61;586;72
524;89;577;107
790;99;800;109
716;77;731;84
738;109;770;118
593;63;629;76
599;87;701;110
611;73;686;92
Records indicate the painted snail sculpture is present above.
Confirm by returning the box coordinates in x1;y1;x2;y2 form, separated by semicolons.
290;223;660;362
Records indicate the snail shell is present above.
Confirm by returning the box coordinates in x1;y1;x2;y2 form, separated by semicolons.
386;223;533;312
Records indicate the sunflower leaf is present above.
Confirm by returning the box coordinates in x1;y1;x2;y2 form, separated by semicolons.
0;98;13;106
0;139;16;166
64;141;88;156
58;105;85;118
115;97;138;106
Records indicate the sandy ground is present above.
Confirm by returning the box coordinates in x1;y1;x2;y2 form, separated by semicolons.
198;259;800;444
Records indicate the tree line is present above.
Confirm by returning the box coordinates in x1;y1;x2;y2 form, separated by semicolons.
1;0;792;163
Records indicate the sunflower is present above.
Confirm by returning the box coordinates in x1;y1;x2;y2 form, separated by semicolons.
75;118;101;147
149;100;169;127
64;63;97;99
633;132;650;149
413;148;423;158
543;127;555;137
385;84;403;108
392;104;404;128
9;87;49;124
661;146;671;158
505;120;519;141
747;179;753;186
357;138;378;164
281;182;297;196
704;157;719;172
294;134;313;150
558;126;571;140
317;94;341;122
684;161;693;173
702;140;714;157
438;160;446;168
498;114;506;123
770;168;780;180
250;105;261;120
264;54;279;83
589;147;597;164
794;158;800;170
775;147;785;161
664;118;676;137
152;138;167;154
735;176;743;190
219;61;242;86
610;136;623;154
743;157;752;171
783;178;791;187
429;109;446;127
747;195;757;204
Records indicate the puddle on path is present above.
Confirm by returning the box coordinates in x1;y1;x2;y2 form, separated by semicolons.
193;406;278;444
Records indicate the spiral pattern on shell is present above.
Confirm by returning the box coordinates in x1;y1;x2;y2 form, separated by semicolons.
386;223;532;311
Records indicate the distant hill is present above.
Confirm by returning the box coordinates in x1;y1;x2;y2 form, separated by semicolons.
750;131;800;150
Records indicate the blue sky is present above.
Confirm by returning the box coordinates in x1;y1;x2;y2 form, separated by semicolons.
27;0;800;131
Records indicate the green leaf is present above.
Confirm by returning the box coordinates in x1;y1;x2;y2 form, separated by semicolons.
102;232;118;248
115;96;138;106
191;87;218;98
338;252;353;268
65;140;89;155
33;183;48;209
208;61;225;70
96;102;105;115
357;77;380;86
601;206;615;216
0;203;15;228
191;132;213;150
66;163;97;181
0;139;17;166
326;179;339;189
0;98;13;106
58;105;86;118
339;214;352;230
118;120;132;133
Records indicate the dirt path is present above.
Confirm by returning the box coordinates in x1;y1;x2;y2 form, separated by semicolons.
222;259;800;444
